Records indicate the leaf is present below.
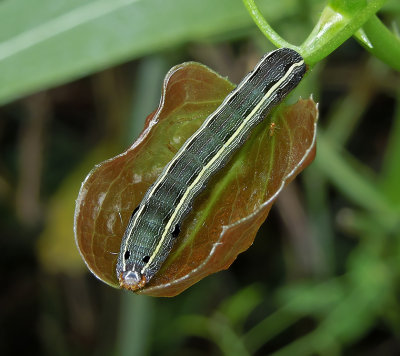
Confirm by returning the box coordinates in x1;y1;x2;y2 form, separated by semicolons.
0;0;295;105
74;61;318;297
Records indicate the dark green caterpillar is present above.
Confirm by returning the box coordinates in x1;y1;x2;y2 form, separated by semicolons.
116;48;306;290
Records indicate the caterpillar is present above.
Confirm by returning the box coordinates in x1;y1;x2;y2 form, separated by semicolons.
116;47;306;291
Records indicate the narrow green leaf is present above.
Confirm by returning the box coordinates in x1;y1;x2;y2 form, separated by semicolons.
0;0;291;105
315;134;395;219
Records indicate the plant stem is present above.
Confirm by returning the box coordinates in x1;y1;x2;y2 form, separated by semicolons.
355;15;400;71
301;0;387;66
242;0;387;68
241;0;297;50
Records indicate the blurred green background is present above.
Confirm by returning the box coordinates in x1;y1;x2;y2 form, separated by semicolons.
1;0;400;355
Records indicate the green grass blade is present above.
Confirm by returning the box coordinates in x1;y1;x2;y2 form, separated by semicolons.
0;0;278;105
315;134;393;216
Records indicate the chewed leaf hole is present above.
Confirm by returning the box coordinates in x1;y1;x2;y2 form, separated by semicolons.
143;256;150;263
124;251;130;260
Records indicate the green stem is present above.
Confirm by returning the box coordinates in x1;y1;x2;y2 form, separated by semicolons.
301;0;387;66
241;0;297;50
242;0;387;67
355;15;400;71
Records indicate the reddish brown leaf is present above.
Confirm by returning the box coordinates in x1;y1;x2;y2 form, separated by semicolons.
74;61;318;296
